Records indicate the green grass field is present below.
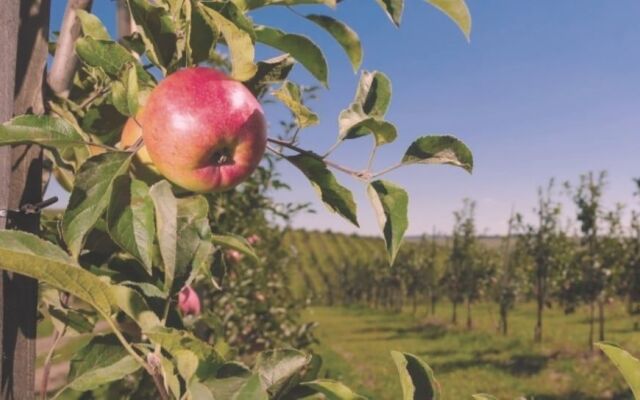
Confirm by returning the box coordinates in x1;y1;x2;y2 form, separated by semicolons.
305;302;640;400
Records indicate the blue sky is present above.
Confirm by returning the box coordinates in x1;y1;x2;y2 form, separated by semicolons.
47;1;640;236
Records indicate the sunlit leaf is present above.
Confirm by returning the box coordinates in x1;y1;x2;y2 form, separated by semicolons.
306;14;362;71
303;379;367;400
273;81;319;128
401;135;473;173
0;115;90;167
391;351;441;400
286;154;358;227
375;0;404;26
596;342;640;399
76;9;111;40
426;0;471;40
197;3;257;81
256;25;328;86
367;180;408;265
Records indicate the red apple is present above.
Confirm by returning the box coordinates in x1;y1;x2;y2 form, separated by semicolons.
140;67;267;192
178;286;201;316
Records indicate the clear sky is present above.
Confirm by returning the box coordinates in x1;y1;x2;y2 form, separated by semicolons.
47;1;640;236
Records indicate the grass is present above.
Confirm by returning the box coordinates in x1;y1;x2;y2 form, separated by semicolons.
305;301;640;399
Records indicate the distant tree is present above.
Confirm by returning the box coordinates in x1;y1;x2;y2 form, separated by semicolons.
566;171;608;349
623;204;640;330
521;180;563;343
493;213;527;336
444;199;478;328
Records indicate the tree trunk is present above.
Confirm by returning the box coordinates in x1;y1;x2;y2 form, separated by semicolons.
1;1;49;398
500;305;508;336
431;295;437;315
534;278;543;343
466;298;472;330
598;299;605;342
451;301;457;325
588;301;595;350
412;294;417;316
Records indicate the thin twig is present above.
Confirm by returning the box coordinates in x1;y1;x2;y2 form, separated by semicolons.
78;87;108;109
372;162;403;179
366;142;377;171
40;326;67;399
322;140;342;159
266;138;367;179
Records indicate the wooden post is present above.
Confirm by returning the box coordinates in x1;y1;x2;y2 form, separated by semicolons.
0;0;50;398
0;0;21;393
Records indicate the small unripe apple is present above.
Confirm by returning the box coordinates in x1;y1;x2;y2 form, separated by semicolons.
120;113;160;178
247;234;261;246
178;286;201;316
226;249;243;263
140;67;267;193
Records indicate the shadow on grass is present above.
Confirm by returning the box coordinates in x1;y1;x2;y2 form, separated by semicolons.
430;353;550;376
352;321;449;341
522;389;632;400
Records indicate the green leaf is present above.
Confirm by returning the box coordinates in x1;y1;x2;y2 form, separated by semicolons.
126;64;140;115
375;0;404;26
273;81;319;128
472;395;498;400
302;379;366;400
596;342;640;399
354;71;392;118
189;382;215;400
190;3;219;64
107;177;155;274
367;180;408;265
401;135;473;173
150;180;178;291
128;0;178;71
244;54;295;97
306;14;362;72
68;335;141;391
176;195;213;283
75;37;151;83
176;349;199;383
255;25;328;86
47;307;95;334
75;9;111;40
426;0;472;40
0;115;89;167
145;327;224;364
286;154;358;227
197;4;257;81
211;234;258;263
110;285;161;332
232;374;269;400
238;0;336;9
0;231;114;316
203;1;256;39
391;351;440;400
255;349;311;396
341;114;397;146
338;71;394;145
63;152;133;258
